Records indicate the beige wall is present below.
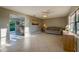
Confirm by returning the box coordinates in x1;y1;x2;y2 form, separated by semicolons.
28;15;42;28
43;17;68;28
27;16;42;33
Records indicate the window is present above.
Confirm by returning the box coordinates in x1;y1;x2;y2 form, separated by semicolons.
69;13;76;33
76;10;79;35
69;8;79;35
77;23;79;35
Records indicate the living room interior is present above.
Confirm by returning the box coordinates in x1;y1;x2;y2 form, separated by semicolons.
0;6;79;52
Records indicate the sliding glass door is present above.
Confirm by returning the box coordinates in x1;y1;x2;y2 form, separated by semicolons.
69;8;79;35
69;13;76;33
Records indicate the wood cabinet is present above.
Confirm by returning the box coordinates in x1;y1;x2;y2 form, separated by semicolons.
63;31;77;52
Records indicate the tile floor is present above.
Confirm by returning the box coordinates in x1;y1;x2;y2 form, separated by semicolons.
0;32;64;52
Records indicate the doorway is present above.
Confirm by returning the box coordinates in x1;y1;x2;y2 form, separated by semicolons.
9;14;25;41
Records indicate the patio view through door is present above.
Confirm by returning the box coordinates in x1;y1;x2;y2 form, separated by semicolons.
9;14;25;41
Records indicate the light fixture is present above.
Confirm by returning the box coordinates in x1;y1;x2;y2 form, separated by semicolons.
41;9;50;18
43;15;48;18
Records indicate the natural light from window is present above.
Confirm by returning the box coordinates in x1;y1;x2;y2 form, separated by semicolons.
1;28;7;46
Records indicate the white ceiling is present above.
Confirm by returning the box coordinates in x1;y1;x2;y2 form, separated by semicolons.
2;6;71;19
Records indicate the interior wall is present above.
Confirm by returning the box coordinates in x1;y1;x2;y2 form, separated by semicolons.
0;10;10;45
43;17;68;28
28;16;42;33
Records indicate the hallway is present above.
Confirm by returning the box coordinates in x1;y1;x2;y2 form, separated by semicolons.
0;32;64;52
